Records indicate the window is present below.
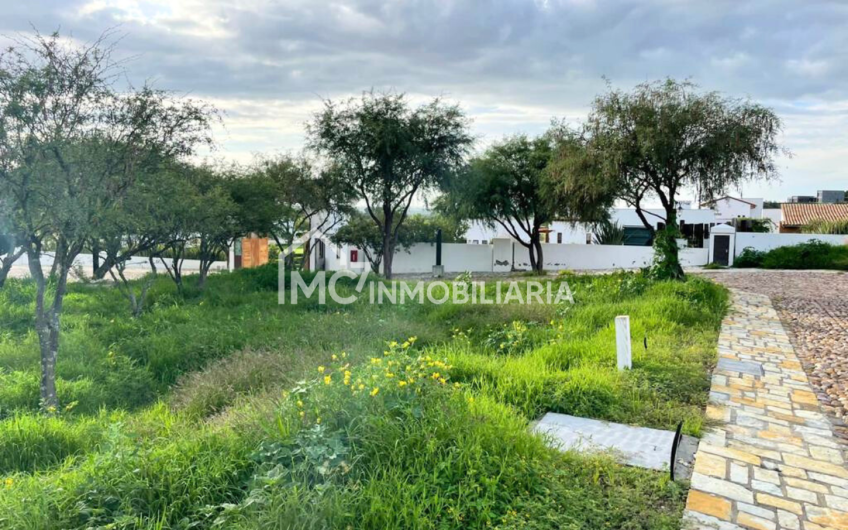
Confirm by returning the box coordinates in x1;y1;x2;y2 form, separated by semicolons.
557;233;563;244
481;240;488;245
473;240;479;244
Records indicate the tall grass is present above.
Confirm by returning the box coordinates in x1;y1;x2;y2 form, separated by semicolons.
0;266;727;529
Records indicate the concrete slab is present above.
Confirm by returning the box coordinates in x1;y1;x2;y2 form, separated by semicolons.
533;413;678;472
716;358;764;377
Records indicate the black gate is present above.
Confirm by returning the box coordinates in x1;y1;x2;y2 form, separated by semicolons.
713;235;730;266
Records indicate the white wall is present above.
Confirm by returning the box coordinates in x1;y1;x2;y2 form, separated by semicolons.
15;252;227;272
735;233;848;256
762;209;782;232
391;243;494;273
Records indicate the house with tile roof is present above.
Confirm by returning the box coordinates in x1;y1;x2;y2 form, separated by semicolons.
780;203;848;233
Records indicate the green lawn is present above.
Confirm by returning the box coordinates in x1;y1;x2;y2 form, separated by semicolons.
0;266;727;529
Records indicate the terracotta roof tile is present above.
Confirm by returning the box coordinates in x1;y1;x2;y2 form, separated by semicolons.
781;203;848;226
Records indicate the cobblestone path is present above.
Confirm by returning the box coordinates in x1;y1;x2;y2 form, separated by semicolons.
684;289;848;530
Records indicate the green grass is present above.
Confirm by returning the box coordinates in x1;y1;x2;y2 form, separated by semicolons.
0;266;728;529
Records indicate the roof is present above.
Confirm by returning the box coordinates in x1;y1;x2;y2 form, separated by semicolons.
781;203;848;226
701;196;757;208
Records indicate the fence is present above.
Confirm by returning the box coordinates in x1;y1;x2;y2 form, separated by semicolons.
734;233;848;256
323;230;847;275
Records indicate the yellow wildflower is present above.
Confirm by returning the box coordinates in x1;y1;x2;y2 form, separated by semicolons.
370;387;380;397
331;354;338;361
296;400;303;408
316;417;321;424
318;366;326;374
398;381;407;387
299;411;305;418
324;375;332;385
358;383;365;390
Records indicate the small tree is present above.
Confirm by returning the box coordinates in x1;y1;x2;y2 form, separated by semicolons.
232;155;354;268
332;211;467;273
0;31;215;411
331;211;385;273
308;92;472;278
558;79;784;279
445;135;557;273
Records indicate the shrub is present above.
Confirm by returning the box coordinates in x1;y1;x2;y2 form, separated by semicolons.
734;240;848;270
734;247;765;268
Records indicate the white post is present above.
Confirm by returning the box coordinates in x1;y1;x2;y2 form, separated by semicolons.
616;315;632;370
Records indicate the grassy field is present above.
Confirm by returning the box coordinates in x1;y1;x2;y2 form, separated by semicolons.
0;266;727;529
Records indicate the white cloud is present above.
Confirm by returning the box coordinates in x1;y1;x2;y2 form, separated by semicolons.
2;0;847;200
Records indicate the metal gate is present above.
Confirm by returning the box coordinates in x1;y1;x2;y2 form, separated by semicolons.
713;235;730;266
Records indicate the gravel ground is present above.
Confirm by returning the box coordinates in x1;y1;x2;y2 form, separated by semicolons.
698;269;848;440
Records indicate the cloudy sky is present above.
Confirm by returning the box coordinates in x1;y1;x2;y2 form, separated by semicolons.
3;0;847;203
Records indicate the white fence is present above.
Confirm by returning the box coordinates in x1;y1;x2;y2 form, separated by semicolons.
735;233;848;256
324;230;847;275
14;252;228;273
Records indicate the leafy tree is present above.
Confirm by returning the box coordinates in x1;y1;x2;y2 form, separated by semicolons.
553;79;784;279
0;31;216;411
331;212;467;273
231;155;354;269
308;92;472;278
155;165;236;292
331;211;384;273
445;134;567;273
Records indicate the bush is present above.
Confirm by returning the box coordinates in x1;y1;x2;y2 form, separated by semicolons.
734;247;765;268
734;240;848;270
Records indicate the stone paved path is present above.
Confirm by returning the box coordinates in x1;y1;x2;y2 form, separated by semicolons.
684;289;848;530
699;271;848;441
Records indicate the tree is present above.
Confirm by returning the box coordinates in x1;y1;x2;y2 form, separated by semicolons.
231;155;354;269
559;79;784;279
0;31;216;412
331;211;384;273
445;134;560;273
331;211;467;274
308;92;472;278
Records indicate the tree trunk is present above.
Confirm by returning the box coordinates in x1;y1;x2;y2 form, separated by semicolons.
28;246;68;413
656;207;685;280
382;235;394;279
0;247;26;288
527;242;538;272
92;240;100;277
533;237;544;273
382;211;394;279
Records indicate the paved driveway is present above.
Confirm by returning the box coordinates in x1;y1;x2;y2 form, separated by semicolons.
699;270;848;441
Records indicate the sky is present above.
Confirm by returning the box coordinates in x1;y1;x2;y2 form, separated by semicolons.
2;0;847;204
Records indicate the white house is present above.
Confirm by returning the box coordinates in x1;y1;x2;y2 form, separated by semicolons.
702;197;763;223
465;206;720;247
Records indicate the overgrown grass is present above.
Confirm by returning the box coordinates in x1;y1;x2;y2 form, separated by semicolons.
0;266;727;529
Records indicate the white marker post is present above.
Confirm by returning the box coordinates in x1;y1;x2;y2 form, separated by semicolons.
616;315;632;370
